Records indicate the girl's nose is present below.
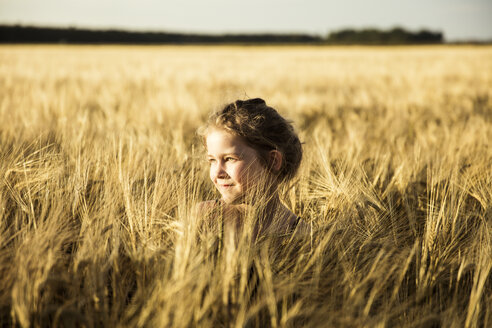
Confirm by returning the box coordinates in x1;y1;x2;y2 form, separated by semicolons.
216;161;229;179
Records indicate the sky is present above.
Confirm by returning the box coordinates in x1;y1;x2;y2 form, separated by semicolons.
1;0;491;41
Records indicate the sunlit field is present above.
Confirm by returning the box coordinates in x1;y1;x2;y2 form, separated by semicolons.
0;45;491;327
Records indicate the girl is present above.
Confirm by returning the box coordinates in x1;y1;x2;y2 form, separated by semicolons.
198;98;308;239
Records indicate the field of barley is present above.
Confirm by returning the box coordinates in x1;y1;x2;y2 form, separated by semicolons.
0;45;491;327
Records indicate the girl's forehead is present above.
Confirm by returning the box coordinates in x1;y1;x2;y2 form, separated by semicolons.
206;129;254;153
206;128;239;144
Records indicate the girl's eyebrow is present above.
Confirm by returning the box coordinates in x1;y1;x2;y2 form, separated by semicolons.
207;152;241;157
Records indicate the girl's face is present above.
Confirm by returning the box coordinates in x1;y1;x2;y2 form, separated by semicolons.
206;129;267;204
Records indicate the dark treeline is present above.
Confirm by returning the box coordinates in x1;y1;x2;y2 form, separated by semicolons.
0;25;445;44
0;25;321;44
326;27;443;44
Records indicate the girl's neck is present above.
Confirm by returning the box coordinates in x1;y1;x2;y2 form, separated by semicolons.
221;192;296;238
245;193;295;237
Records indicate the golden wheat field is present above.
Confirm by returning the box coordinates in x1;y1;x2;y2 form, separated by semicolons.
0;44;491;327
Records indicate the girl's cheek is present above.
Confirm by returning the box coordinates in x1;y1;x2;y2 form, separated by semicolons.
209;164;216;181
231;165;244;183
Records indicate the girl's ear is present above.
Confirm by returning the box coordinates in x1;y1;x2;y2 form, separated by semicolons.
269;150;283;172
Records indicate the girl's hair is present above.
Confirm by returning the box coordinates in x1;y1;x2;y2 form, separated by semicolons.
201;98;302;182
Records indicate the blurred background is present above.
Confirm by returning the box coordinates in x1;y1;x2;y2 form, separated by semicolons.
1;0;491;43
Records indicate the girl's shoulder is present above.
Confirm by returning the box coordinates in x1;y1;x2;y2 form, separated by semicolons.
292;217;311;237
265;211;311;238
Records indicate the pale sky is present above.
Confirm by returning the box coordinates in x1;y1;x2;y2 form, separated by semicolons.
1;0;491;41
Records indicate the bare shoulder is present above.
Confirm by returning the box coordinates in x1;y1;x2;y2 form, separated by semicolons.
293;217;312;237
268;209;311;237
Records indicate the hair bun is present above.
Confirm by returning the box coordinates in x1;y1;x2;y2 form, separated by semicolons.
242;98;266;106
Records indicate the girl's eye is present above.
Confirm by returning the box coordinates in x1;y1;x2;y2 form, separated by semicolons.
225;157;237;162
207;158;216;163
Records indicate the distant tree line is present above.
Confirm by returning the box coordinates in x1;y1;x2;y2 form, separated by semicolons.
0;25;445;44
0;25;321;44
326;27;443;44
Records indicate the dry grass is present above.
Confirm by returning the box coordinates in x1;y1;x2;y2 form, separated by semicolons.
0;44;491;327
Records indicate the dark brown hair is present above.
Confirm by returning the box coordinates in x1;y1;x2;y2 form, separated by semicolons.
201;98;302;182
